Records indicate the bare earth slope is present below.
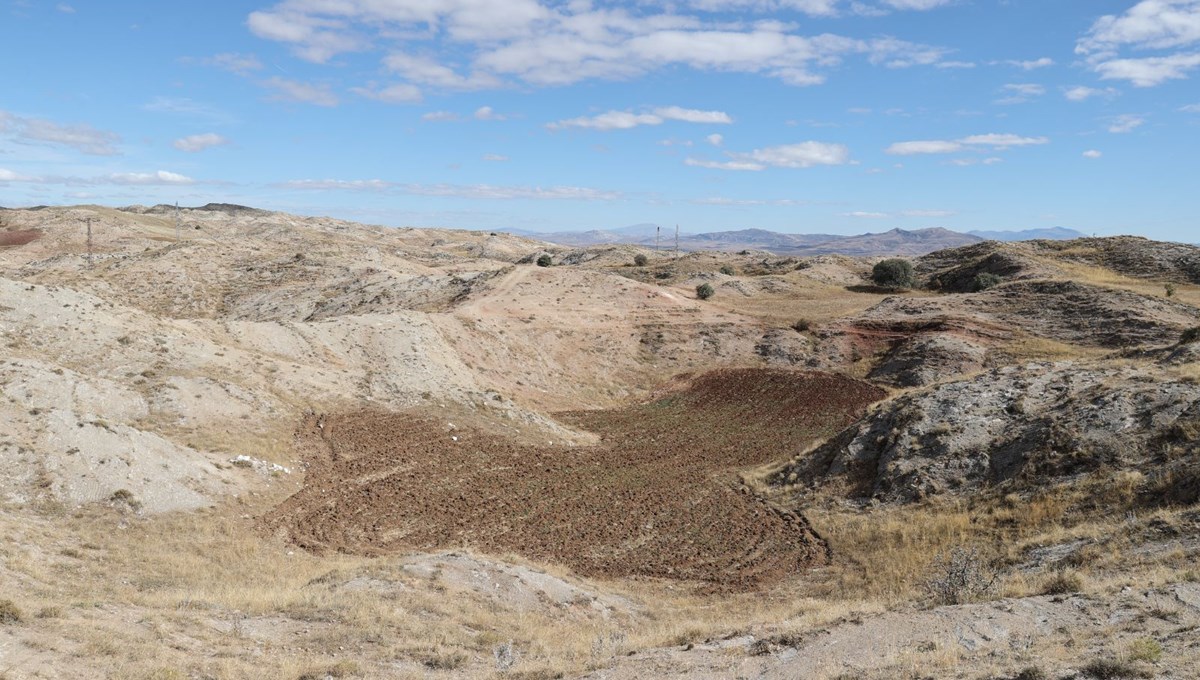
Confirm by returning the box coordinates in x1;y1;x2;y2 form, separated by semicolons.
264;369;885;590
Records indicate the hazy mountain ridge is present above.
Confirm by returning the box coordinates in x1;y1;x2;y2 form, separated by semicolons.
518;224;1086;257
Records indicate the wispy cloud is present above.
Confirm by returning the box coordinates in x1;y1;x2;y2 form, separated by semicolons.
262;77;338;106
548;107;732;131
173;133;230;153
0;109;120;155
886;133;1048;155
1108;114;1145;133
686;141;851;171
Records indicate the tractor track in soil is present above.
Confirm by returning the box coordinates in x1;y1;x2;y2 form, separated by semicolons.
262;368;885;590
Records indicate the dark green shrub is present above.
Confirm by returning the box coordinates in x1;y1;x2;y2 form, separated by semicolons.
791;319;811;332
1182;327;1200;344
719;265;735;276
872;258;915;289
633;254;648;267
1080;658;1153;679
695;283;715;300
536;254;552;267
972;272;1003;291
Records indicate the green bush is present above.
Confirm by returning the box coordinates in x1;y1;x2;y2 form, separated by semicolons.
695;283;715;300
719;265;735;276
1182;327;1200;345
872;258;916;289
536;254;552;267
633;254;648;267
972;272;1003;292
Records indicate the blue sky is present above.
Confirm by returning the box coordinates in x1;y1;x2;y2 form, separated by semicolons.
1;0;1198;239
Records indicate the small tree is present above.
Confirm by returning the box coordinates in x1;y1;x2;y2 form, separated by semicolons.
972;272;1002;292
536;254;552;267
695;282;715;300
633;253;648;267
872;258;915;289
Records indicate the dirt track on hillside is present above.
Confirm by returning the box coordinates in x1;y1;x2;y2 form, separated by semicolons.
263;369;885;590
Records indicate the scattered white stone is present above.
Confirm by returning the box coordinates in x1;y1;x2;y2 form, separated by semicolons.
230;454;291;475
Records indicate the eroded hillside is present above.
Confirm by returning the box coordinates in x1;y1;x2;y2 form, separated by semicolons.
2;205;1199;679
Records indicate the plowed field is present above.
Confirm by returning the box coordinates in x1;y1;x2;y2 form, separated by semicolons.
264;369;885;589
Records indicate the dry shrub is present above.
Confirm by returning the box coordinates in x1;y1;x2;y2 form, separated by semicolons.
921;546;999;606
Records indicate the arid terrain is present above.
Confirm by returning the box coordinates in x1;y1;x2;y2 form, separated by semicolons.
1;204;1199;679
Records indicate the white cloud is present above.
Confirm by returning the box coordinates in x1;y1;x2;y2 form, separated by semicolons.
474;106;506;121
1094;53;1200;86
108;170;195;185
1108;114;1145;133
548;106;732;130
706;133;724;146
280;179;621;200
1083;149;1103;159
936;60;976;69
888;134;1048;155
687;141;850;171
1078;0;1200;55
654;106;732;124
205;52;264;75
0;168;28;181
422;111;460;122
1003;57;1054;70
996;82;1045;104
843;211;888;218
885;140;964;155
56;3;75;13
482;153;509;161
1063;85;1118;101
957;133;1049;147
351;83;423;103
0;110;120;155
1182;103;1200;112
246;1;955;91
262;77;338;106
173;133;230;153
946;157;1003;166
1077;1;1200;86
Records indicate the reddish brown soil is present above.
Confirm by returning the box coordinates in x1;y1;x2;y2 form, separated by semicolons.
0;229;42;247
263;369;886;590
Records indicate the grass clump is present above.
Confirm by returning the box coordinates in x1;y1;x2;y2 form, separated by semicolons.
1040;569;1085;595
633;253;648;267
1126;638;1162;663
1181;326;1200;344
695;282;715;300
0;599;23;624
1080;658;1153;679
719;265;736;276
536;254;552;267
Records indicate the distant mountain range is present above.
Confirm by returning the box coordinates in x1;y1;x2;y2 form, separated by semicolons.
510;225;1088;257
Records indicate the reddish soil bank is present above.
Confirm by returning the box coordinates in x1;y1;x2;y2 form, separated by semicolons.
0;229;42;247
263;369;885;590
